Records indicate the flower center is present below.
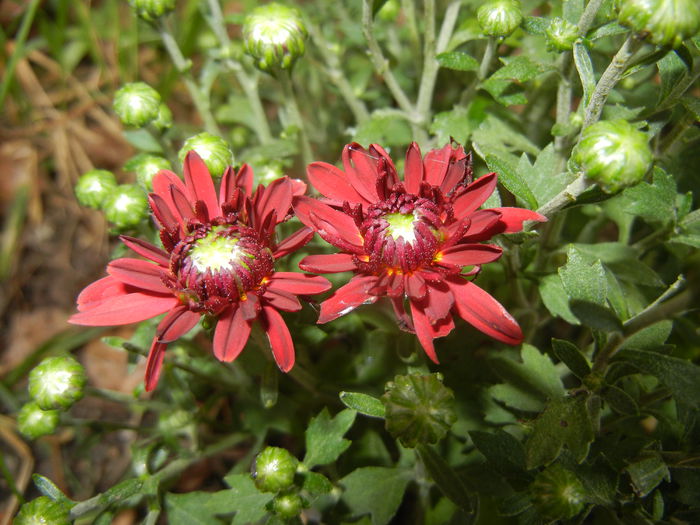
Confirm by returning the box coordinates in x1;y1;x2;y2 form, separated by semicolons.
167;224;274;313
384;212;418;243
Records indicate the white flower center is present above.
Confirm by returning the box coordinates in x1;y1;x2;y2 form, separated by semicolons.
385;212;418;243
189;231;246;273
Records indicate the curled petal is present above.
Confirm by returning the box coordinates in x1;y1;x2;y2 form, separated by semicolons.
149;193;180;231
404;142;424;194
491;207;548;233
460;209;503;242
423;143;453;187
152;170;188;202
318;274;379;323
145;338;168;392
254;176;293;226
213;306;251;362
184;151;220;217
107;258;170;294
263;288;302;312
409;301;455;364
273;227;314;259
307;161;367;205
156;305;200;343
267;272;331;296
437;244;502;267
452;172;498;217
447;277;523;345
69;293;178;326
220;164;253;204
76;276;131;311
262;306;295;372
120;236;169;266
294;196;363;250
342;143;380;203
422;280;454;321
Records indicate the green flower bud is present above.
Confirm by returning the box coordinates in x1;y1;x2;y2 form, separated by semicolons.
124;154;171;191
573;120;652;193
477;0;523;37
531;464;585;521
243;3;308;72
28;356;87;411
103;184;149;228
545;17;579;51
14;496;70;525
17;402;59;440
257;163;285;186
618;0;700;48
152;103;173;132
178;132;233;178
382;373;456;448
253;446;299;493
127;0;176;22
272;492;304;519
74;169;118;209
377;0;401;22
113;82;161;128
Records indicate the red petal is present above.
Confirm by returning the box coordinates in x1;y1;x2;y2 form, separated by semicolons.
69;293;178;326
404;142;424;194
299;253;357;273
267;272;331;295
262;306;295;372
237;164;254;197
213;306;251;362
422;280;454;321
423;144;452;187
156;305;200;343
342;143;380;203
440;146;469;194
256;177;293;226
447;278;523;345
273;227;314;259
369;144;399;187
391;297;415;332
460;209;503;242
318;275;379;323
107;258;169;293
491;207;547;233
405;273;427;300
148;193;180;231
410;302;439;363
307;161;367;205
263;288;302;312
170;184;195;223
76;276;130;311
452;172;498;217
120;236;169;266
145;338;167;392
152;170;188;202
438;243;502;267
294;196;363;249
184;151;220;217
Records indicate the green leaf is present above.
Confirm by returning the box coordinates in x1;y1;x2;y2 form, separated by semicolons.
573;42;595;107
430;106;474;145
436;51;479;71
522;16;548;35
123;129;163;154
483;56;549;106
620;320;673;351
558;245;607;306
518;144;574;207
303;408;356;468
525;395;595;468
615;349;700;409
622;167;677;225
472;115;540;157
353;112;412;147
489;383;544;412
340;467;412;525
33;474;74;505
658;50;689;105
340;391;386;418
469;429;527;475
301;471;333;496
603;385;639;415
563;0;583;23
539;274;579;324
624;452;670;497
551;339;591;379
417;445;473;512
569;300;622;332
485;154;538;209
681;95;700;122
222;474;275;525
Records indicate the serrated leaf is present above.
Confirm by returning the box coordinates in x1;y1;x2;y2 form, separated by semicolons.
658;50;688;105
559;245;607;306
165;482;270;525
603;385;639;415
615;349;700;409
552;339;591;379
489;383;544;412
303;408;356;468
340;391;386;418
681;96;700;122
625;453;670;497
340;467;411;525
354;112;412;147
569;300;622;332
221;474;275;525
525;395;595;468
436;51;479;71
563;0;583;23
621;320;673;351
470;429;527;475
485;154;538;209
539;274;579;324
482;56;548;106
301;471;333;496
622;167;677;225
573;42;595;107
518;144;573;207
522;16;548;35
472;115;540;157
430;106;474;145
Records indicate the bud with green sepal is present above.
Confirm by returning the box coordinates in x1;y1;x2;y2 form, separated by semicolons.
243;3;308;73
382;373;457;448
377;0;400;22
103;184;149;228
151;103;173;132
113;82;161;128
17;402;60;440
617;0;700;49
178;132;233;178
14;496;70;525
127;0;176;23
74;169;118;209
29;356;87;411
271;492;305;520
125;154;171;191
477;0;523;38
253;446;299;493
545;17;579;51
531;464;586;521
573;120;652;193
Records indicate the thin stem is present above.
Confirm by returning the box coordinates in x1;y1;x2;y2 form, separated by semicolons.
582;34;642;129
0;0;41;107
554;54;574;161
478;37;497;81
657;112;695;154
204;0;272;144
279;71;313;166
534;173;589;220
361;0;415;116
157;22;220;135
415;0;461;130
577;0;605;36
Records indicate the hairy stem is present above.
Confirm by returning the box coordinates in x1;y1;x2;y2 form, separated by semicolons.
534;173;589;220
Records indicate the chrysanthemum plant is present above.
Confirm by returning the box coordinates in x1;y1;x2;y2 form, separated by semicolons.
13;0;700;523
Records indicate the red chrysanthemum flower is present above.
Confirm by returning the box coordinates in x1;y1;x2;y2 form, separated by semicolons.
294;142;546;362
70;152;330;390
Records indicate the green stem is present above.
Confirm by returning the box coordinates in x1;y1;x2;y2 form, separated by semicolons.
657;112;695;154
534;173;589;220
0;0;41;107
204;0;272;144
478;37;497;81
554;54;574;163
279;71;313;166
157;21;221;135
577;0;605;36
582;34;642;129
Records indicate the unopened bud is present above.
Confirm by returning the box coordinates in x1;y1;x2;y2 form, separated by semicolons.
272;492;304;519
531;464;585;521
618;0;700;49
477;0;523;37
125;154;171;191
17;402;59;440
545;17;579;51
128;0;176;22
14;496;70;525
253;446;298;493
243;3;307;72
113;82;161;128
178;132;233;177
75;169;118;209
29;356;87;411
103;184;149;228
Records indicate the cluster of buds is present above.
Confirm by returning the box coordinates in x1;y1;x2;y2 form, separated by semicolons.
124;153;172;191
17;356;86;440
253;446;307;520
545;17;579;51
617;0;700;48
